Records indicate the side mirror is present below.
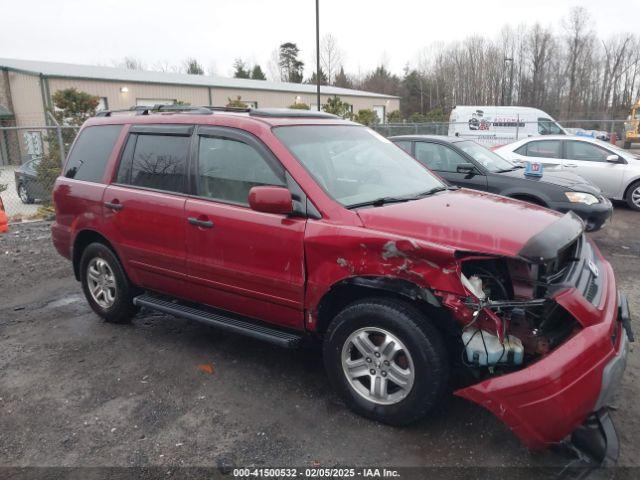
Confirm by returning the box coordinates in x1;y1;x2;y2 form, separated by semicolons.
606;154;620;163
248;186;293;215
456;163;477;175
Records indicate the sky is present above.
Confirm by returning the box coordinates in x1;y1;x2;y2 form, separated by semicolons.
0;0;638;80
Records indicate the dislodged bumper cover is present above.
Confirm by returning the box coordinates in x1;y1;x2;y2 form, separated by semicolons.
454;256;628;451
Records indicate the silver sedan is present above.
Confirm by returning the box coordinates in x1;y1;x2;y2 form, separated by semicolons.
495;135;640;210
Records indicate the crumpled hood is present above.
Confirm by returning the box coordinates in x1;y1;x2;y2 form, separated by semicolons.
498;168;601;194
357;189;581;259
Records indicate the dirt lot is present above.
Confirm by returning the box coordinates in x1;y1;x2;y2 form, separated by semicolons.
0;207;638;474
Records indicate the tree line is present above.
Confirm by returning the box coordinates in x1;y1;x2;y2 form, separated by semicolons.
114;6;639;122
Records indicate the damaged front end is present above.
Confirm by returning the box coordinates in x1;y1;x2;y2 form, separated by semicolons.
437;213;633;466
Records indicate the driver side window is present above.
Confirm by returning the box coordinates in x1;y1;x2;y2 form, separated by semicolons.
564;141;608;162
415;142;469;173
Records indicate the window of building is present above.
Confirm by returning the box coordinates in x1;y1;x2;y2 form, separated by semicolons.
197;136;284;205
117;134;189;193
415;142;468;173
373;105;386;123
135;99;177;107
64;125;122;182
96;97;109;112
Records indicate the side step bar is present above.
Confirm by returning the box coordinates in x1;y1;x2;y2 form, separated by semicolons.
133;294;302;348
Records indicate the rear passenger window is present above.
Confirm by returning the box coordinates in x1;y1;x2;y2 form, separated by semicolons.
117;134;189;193
64;125;122;182
197;136;284;205
521;140;561;159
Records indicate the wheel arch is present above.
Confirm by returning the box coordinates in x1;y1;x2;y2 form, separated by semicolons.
623;176;640;200
506;192;549;207
314;276;454;336
72;229;123;281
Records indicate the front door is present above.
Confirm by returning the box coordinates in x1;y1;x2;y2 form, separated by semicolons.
414;141;488;190
103;125;192;297
184;127;306;329
560;140;625;197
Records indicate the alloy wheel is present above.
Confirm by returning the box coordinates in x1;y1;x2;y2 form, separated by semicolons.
86;257;117;309
632;186;640;208
341;327;415;405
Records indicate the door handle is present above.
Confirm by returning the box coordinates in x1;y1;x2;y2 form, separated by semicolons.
565;163;578;168
104;200;123;211
188;217;214;228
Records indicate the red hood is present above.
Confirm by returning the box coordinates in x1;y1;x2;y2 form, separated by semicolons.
357;189;567;258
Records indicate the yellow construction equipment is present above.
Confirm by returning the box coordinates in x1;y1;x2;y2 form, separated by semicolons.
624;100;640;149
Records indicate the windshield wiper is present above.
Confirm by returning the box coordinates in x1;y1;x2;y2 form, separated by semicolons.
346;196;412;209
346;186;450;209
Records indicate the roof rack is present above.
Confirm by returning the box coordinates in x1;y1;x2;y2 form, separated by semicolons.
94;106;339;119
248;108;338;119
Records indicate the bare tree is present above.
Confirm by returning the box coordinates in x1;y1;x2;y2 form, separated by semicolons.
319;34;343;85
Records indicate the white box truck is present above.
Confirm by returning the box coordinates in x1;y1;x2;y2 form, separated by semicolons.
448;106;566;141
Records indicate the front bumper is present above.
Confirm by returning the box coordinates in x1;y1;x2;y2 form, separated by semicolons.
455;254;632;457
553;197;613;232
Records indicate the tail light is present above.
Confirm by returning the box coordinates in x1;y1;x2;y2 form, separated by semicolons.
490;145;505;151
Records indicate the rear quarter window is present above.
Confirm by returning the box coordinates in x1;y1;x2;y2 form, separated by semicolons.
64;125;123;182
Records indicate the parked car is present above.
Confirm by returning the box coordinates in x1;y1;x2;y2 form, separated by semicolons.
389;136;612;231
52;106;632;464
0;194;8;233
495;135;640;211
448;106;566;140
14;157;45;204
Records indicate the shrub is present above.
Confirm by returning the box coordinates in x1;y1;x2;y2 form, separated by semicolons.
288;102;310;110
353;109;379;126
227;96;248;108
322;96;353;119
386;110;403;123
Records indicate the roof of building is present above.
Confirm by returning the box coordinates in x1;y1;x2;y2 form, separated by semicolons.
0;58;399;99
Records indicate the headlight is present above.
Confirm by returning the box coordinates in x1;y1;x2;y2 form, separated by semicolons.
564;192;600;205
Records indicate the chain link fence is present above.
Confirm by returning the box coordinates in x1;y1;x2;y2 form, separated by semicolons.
0;118;636;224
0;125;79;221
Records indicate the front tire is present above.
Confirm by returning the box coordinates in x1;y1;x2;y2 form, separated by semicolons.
323;298;449;426
626;181;640;211
79;242;138;323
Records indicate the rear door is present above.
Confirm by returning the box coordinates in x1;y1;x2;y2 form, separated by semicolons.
414;141;488;190
103;124;192;297
514;139;564;169
184;126;306;329
561;140;625;197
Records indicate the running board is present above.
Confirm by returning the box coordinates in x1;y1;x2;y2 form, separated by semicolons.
133;294;302;348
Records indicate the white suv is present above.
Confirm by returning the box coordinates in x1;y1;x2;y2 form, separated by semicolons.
495;135;640;210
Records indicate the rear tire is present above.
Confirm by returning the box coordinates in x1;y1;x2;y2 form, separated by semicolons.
79;242;138;323
323;298;449;426
625;181;640;211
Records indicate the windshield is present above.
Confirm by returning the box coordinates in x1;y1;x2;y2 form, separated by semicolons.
455;140;516;172
273;125;445;207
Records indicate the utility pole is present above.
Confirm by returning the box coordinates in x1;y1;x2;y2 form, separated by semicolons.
315;0;321;111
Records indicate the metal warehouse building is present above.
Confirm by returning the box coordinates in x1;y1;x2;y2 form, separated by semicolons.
0;58;399;165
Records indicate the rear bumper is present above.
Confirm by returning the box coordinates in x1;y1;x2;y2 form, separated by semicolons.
455;256;631;457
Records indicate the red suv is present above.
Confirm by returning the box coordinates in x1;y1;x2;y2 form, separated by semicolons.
52;106;632;464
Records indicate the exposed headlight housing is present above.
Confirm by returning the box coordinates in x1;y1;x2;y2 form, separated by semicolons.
564;192;600;205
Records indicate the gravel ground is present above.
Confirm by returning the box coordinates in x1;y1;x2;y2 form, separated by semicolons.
0;208;638;475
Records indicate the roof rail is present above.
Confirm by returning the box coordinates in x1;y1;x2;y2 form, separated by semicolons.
249;108;338;119
94;106;340;119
